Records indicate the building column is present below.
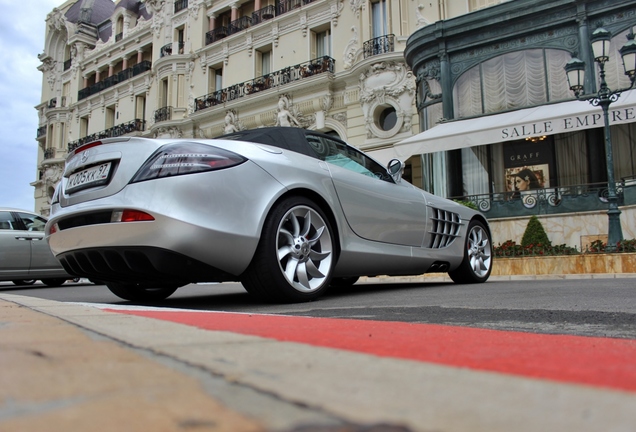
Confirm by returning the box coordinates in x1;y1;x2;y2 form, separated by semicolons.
137;50;144;63
95;69;101;82
122;56;129;70
231;3;239;21
208;13;216;30
255;0;261;10
108;63;114;77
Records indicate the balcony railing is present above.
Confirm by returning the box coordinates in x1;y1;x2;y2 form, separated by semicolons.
229;16;252;34
37;126;47;139
174;0;188;13
452;181;636;218
195;56;334;112
252;5;276;25
154;106;172;123
363;34;395;59
78;61;152;100
43;148;55;160
115;32;123;42
48;98;57;108
205;0;316;45
206;26;230;44
67;119;146;152
63;59;72;71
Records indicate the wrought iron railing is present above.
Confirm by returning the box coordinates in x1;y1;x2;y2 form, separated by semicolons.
363;34;395;59
174;0;188;13
48;98;57;108
229;16;252;34
67;119;146;152
251;5;276;25
194;56;334;112
451;181;635;218
205;0;316;46
154;106;172;123
115;32;123;42
63;59;72;71
160;43;172;57
78;61;151;100
37;126;47;138
206;26;230;44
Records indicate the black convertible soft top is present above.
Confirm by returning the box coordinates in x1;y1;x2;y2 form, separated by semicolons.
217;127;343;159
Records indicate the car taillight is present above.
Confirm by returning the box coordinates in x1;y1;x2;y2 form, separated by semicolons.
111;210;155;223
131;142;246;183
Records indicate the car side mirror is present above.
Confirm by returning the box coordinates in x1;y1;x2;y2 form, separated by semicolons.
387;159;404;183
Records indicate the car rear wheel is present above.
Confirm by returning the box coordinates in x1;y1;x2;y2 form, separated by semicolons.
41;278;67;287
448;219;492;284
242;196;335;302
105;282;179;302
12;280;36;286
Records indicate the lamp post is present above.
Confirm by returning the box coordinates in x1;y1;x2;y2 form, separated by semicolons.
565;27;636;252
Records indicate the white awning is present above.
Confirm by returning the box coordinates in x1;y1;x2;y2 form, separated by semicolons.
369;89;636;164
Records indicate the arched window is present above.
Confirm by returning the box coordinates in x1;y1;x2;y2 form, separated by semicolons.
453;49;572;118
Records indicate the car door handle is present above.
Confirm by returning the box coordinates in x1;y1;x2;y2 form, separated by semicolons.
15;236;33;240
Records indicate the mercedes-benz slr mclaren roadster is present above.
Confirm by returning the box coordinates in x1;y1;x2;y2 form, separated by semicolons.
46;127;492;303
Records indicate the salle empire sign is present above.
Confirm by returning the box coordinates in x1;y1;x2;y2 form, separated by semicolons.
500;106;636;140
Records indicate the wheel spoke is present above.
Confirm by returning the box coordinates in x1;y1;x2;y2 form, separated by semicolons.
296;261;311;289
288;213;300;237
307;226;325;246
305;258;325;278
284;257;299;282
278;245;293;261
300;211;312;238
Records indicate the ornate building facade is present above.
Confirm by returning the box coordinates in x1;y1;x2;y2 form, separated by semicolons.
37;0;484;212
381;0;636;248
36;0;509;210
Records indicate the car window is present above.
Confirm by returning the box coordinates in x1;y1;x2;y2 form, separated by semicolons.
306;135;393;183
16;212;47;232
0;211;14;230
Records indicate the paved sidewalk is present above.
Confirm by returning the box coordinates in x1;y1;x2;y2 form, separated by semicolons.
1;293;635;432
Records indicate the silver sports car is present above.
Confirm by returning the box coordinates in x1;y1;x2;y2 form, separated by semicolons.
46;127;492;302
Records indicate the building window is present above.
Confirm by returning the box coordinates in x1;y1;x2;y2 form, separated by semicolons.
315;30;331;58
255;48;272;77
453;49;571;118
469;0;509;12
371;0;389;38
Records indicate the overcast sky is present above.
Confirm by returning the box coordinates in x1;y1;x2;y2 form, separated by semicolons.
0;0;67;211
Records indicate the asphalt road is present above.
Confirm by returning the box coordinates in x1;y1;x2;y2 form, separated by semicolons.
3;277;635;339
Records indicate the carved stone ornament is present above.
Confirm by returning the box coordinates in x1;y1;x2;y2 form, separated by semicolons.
349;0;364;18
154;126;182;138
359;62;416;139
331;0;344;27
42;163;63;197
342;26;358;70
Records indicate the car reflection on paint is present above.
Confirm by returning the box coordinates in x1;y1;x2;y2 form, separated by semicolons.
46;127;492;303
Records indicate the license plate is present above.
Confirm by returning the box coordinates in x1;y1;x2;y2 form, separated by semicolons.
67;162;111;193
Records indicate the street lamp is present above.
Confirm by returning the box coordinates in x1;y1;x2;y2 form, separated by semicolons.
565;27;636;252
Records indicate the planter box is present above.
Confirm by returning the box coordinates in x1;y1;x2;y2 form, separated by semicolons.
492;253;636;276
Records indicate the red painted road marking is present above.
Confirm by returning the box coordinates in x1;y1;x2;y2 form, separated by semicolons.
108;309;636;392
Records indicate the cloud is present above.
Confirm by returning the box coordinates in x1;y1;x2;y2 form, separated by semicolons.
0;0;67;211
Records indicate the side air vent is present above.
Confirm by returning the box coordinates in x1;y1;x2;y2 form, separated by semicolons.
428;207;461;248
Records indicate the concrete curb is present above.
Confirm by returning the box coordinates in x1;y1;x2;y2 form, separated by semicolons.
2;293;635;432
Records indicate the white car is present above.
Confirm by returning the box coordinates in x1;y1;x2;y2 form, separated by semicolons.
0;208;71;286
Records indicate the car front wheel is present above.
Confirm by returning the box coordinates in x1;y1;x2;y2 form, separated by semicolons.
448;219;492;284
242;196;335;303
105;282;179;302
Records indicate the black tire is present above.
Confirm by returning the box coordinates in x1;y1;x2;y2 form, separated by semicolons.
105;282;179;302
242;196;336;303
448;219;492;284
41;278;67;287
12;280;36;286
330;276;359;287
